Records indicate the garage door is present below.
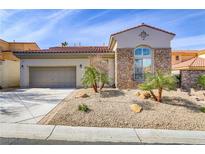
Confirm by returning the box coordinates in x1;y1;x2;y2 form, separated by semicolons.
29;67;76;88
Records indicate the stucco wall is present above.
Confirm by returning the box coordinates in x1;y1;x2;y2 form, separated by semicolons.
0;60;20;88
113;26;174;48
0;61;3;87
20;59;90;88
0;40;9;51
199;54;205;58
172;54;197;65
9;43;39;51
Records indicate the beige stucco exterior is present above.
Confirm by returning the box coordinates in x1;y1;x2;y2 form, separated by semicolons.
199;53;205;58
19;57;115;88
0;60;20;88
172;52;197;65
111;26;174;49
0;39;40;88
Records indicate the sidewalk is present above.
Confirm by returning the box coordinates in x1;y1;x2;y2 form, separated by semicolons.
0;123;205;145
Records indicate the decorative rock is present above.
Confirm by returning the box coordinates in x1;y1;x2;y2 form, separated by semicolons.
130;104;142;113
136;91;151;99
143;92;151;99
135;92;141;96
75;93;89;98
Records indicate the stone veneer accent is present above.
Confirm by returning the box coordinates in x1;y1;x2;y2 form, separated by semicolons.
181;70;205;90
116;48;171;89
153;48;171;73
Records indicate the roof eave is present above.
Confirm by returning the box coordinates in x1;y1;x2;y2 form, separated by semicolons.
14;52;115;59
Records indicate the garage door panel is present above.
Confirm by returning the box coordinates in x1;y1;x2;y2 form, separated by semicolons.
29;67;76;88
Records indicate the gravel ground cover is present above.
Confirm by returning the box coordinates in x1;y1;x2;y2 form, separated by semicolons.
40;88;205;131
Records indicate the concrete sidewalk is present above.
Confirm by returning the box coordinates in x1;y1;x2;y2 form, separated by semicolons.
0;123;205;145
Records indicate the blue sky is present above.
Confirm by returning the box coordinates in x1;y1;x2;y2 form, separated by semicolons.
1;9;205;49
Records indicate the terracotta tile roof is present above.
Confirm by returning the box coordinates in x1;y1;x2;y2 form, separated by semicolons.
14;46;113;54
172;50;198;54
173;57;205;70
111;23;175;36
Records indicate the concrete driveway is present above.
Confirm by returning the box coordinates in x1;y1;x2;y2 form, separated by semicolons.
0;88;74;124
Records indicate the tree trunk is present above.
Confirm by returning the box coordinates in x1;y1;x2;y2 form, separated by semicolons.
157;87;163;102
92;82;98;93
100;83;104;91
149;90;158;101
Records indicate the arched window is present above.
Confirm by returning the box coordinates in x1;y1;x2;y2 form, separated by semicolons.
134;47;152;81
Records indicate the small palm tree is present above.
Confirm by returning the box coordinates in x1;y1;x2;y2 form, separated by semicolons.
197;75;205;89
82;66;98;93
61;41;68;47
81;66;109;93
138;71;176;102
99;72;109;91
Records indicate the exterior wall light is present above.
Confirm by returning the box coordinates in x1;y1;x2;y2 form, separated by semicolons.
79;64;83;69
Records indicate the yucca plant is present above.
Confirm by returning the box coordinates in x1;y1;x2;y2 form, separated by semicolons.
197;75;205;89
138;71;176;102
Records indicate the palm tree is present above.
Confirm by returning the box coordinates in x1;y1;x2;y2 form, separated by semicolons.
61;41;68;47
138;71;176;102
81;66;109;93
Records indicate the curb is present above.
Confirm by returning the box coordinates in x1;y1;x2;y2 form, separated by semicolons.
0;123;205;144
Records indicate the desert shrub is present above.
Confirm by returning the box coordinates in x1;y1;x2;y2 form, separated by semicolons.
78;104;89;112
174;74;181;88
197;75;205;89
200;107;205;113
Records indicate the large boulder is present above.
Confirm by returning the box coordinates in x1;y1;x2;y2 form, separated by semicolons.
130;104;142;113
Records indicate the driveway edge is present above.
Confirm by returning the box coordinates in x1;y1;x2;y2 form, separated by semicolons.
38;89;77;125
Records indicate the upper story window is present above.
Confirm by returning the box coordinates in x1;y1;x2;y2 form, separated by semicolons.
134;47;152;81
176;55;179;60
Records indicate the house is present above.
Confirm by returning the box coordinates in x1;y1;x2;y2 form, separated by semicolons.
14;23;175;89
171;50;198;65
0;39;40;88
173;50;205;90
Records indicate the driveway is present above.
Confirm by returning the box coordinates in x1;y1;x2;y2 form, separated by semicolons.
0;88;74;124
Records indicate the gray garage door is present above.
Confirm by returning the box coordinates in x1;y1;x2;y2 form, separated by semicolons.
29;67;76;88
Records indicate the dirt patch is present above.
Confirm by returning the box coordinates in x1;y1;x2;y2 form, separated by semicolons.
40;88;205;131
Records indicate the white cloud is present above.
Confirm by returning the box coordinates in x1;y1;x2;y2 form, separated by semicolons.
172;34;205;49
1;10;80;42
166;10;205;25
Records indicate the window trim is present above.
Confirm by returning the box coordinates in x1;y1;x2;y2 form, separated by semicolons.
134;47;153;81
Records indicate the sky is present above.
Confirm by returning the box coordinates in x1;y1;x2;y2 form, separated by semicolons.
1;9;205;50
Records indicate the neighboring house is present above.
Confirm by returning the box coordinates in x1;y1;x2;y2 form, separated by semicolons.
173;51;205;90
0;39;40;88
171;50;198;65
14;23;175;89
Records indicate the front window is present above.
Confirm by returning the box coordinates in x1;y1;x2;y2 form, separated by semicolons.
134;47;152;81
176;55;179;60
